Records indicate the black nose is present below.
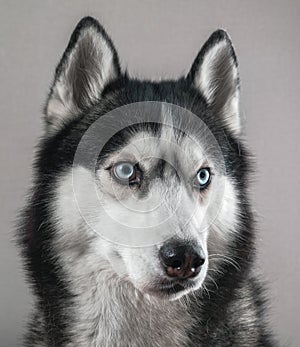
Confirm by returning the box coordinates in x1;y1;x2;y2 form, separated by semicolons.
159;241;205;279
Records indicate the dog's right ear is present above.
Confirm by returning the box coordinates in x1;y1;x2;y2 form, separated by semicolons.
45;17;121;132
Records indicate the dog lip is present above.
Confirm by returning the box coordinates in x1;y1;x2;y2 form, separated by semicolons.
148;278;195;296
158;283;185;295
159;278;195;288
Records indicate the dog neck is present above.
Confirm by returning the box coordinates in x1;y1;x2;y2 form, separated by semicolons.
59;250;193;347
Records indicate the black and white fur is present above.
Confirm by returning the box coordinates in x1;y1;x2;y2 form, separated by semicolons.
18;17;276;346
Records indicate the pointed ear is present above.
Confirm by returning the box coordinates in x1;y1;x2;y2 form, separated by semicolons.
45;17;121;132
187;30;240;134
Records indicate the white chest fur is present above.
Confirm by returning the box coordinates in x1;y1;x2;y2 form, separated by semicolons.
64;262;193;347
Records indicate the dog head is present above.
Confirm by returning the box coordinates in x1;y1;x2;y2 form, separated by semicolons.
42;17;247;300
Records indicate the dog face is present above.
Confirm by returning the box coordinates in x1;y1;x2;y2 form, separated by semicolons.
44;17;243;300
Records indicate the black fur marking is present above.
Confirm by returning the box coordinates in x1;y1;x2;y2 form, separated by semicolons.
18;195;74;346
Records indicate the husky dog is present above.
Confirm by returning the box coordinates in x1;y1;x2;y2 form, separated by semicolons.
18;17;276;346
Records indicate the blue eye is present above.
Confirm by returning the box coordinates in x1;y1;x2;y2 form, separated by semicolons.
113;162;134;180
112;162;141;185
196;168;211;188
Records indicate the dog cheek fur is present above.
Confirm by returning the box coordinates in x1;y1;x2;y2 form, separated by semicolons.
50;167;192;346
206;176;240;268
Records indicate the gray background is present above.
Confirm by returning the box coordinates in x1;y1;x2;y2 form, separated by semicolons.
0;1;299;346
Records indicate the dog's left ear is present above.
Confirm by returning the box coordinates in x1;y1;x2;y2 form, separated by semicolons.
45;17;121;132
187;30;240;134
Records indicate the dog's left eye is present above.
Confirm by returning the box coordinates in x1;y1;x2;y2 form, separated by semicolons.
196;168;211;189
111;162;141;185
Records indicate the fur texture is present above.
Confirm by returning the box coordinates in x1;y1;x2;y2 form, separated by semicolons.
18;17;276;347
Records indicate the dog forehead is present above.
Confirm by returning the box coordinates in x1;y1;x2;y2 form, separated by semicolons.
122;127;207;170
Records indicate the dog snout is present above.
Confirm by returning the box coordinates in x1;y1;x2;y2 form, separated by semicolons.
159;240;205;279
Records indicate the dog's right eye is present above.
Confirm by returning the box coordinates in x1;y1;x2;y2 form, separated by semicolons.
111;162;141;186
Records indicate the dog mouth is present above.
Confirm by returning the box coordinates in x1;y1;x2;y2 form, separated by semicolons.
158;283;187;296
147;279;196;297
